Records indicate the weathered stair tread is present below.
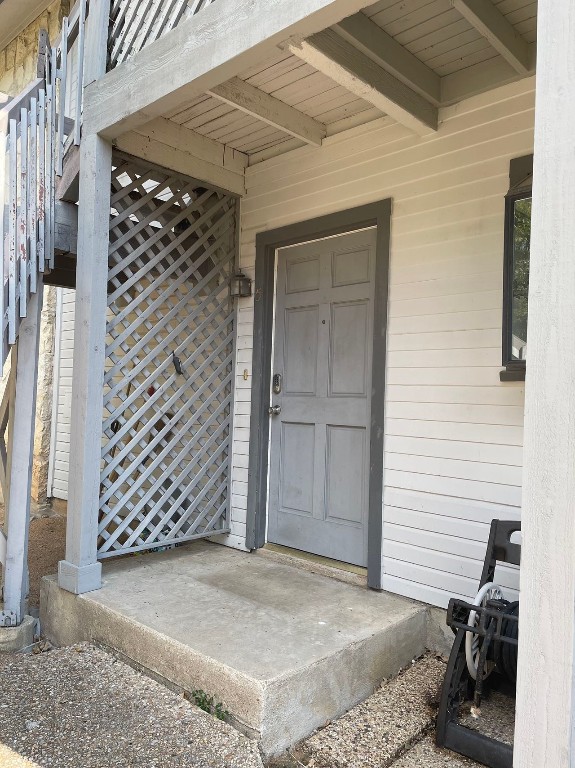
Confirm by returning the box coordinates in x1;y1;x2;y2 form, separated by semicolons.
300;655;446;768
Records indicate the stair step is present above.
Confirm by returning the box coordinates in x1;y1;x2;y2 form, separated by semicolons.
293;654;446;768
56;143;80;203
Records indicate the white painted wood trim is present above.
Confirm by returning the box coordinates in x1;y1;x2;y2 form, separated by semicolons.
82;0;379;139
514;2;575;765
208;77;327;146
335;13;441;105
287;30;438;135
47;287;63;499
451;0;530;75
58;135;111;594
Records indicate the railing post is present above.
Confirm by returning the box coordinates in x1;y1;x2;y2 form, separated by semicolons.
84;0;111;85
58;133;111;594
1;287;44;626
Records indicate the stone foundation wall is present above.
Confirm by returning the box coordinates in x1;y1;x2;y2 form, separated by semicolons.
0;0;70;97
32;287;58;506
0;287;58;508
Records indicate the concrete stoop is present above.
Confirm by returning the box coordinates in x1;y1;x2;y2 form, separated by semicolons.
40;542;427;755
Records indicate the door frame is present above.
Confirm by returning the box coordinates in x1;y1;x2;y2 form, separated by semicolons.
246;200;392;589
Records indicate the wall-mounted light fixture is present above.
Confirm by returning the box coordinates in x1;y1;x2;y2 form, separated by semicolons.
231;271;252;298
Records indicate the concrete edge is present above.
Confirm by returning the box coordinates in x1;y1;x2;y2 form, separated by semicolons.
256;547;367;589
40;575;265;737
425;606;454;659
259;605;429;755
100;643;261;742
0;615;36;653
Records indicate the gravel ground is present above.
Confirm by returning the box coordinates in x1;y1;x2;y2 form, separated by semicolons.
391;735;478;767
0;644;263;768
295;655;447;768
461;690;515;746
269;654;508;768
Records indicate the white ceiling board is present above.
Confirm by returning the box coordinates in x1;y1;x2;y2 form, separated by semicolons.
363;0;536;75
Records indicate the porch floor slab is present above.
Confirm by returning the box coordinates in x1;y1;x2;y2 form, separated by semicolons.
41;542;427;755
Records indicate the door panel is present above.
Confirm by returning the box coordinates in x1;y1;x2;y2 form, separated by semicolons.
279;422;315;516
268;228;377;566
329;300;369;396
286;254;321;293
325;425;366;525
284;307;319;395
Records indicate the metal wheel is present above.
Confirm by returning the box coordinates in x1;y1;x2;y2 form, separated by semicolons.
465;582;504;680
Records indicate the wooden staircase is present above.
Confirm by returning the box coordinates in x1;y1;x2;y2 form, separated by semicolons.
0;1;87;628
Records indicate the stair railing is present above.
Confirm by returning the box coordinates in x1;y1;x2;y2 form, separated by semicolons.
0;0;87;370
108;0;217;69
0;0;88;627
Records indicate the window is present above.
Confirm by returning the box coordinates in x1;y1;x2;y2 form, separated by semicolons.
501;155;532;381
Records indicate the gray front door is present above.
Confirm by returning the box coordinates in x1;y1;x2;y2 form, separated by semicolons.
267;228;377;566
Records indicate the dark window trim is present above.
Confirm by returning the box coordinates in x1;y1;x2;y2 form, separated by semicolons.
500;154;532;382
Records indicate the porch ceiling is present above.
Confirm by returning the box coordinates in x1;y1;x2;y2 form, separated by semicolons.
365;0;537;77
163;0;537;164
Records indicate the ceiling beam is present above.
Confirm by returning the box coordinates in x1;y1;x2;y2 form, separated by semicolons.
83;0;379;139
115;118;247;196
451;0;530;74
335;13;441;105
287;29;438;136
207;77;326;146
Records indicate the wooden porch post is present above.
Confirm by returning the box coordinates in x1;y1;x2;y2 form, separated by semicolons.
2;287;43;625
58;0;111;594
514;2;575;765
57;133;111;594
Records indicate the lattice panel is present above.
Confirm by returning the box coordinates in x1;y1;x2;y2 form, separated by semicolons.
98;154;236;557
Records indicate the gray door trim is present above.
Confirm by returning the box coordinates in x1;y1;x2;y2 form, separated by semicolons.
246;200;392;590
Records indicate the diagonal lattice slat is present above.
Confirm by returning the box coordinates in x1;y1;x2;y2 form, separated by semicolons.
98;153;236;557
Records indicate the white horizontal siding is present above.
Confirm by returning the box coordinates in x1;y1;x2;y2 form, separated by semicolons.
49;288;75;500
231;77;535;606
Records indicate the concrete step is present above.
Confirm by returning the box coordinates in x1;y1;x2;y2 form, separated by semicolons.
272;655;481;768
41;542;427;756
276;654;512;768
284;654;446;768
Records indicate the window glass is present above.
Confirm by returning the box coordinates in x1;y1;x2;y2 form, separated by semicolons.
510;196;531;360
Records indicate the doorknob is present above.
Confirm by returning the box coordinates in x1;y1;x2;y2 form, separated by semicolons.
268;404;281;416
